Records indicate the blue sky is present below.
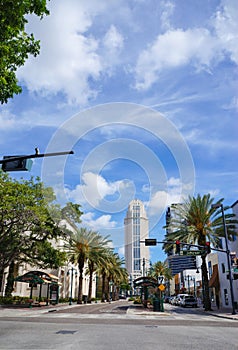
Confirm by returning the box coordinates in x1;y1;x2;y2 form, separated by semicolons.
0;0;237;263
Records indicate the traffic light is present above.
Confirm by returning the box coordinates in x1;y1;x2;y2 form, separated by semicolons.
175;240;181;254
205;242;211;254
145;239;157;246
1;156;33;172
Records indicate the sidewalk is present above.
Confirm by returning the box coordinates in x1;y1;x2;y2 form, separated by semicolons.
0;302;76;317
0;302;237;320
127;303;238;320
201;306;238;321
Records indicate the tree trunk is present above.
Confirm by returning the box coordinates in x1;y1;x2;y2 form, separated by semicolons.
0;268;4;295
87;264;94;303
201;255;211;311
77;266;83;304
5;261;15;297
101;272;106;302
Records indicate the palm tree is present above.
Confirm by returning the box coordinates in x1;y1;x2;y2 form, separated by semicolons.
97;251;128;302
149;261;172;281
106;253;128;301
148;261;172;300
164;194;237;311
86;233;111;303
65;228;100;304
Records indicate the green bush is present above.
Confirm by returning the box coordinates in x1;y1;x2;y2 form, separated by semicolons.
0;296;29;305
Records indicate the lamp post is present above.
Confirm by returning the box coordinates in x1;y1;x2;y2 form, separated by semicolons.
68;267;77;305
184;275;195;295
212;203;236;315
142;258;151;277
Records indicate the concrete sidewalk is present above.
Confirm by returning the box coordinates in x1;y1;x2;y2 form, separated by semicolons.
128;303;238;320
0;302;237;320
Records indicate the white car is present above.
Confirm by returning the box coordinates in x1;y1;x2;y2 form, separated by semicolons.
180;295;198;308
175;294;189;306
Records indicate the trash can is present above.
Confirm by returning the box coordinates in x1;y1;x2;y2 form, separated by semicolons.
83;295;87;304
153;299;160;312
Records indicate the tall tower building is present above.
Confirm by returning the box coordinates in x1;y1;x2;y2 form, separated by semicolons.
124;199;150;280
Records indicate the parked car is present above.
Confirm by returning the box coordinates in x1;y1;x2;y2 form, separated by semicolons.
170;296;177;305
175;294;189;306
180;295;198;308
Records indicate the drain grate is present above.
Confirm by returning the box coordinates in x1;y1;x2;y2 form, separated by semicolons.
56;330;78;335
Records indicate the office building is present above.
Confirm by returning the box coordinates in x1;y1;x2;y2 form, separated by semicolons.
124;199;150;280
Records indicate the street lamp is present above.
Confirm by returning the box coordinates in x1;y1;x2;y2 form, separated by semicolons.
67;267;77;305
142;258;151;276
184;275;195;296
211;203;236;315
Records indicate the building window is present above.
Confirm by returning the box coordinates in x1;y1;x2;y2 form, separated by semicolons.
208;261;212;278
219;239;223;249
221;263;225;273
224;289;229;305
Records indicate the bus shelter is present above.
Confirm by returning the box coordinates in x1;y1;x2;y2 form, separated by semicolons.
15;270;61;305
133;276;158;308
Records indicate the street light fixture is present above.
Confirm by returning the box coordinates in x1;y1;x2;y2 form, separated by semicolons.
211;203;236;315
184;275;196;296
67;267;77;305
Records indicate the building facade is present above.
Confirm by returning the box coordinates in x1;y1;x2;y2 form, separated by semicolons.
124;199;150;281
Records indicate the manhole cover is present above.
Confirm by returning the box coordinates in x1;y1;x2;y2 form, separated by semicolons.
56;330;78;334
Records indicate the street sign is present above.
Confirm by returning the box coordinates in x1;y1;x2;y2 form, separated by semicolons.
158;284;165;291
180;250;202;256
158;276;164;284
168;255;197;275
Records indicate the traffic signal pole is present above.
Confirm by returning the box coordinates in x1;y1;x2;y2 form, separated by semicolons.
0;149;74;171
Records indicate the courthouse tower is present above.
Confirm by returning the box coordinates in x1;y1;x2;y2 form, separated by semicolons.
124;199;150;280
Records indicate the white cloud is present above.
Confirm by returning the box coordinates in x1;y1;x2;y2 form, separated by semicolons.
134;28;220;90
145;177;181;216
213;0;238;64
134;1;238;90
81;211;116;230
118;246;125;257
17;1;104;105
103;25;124;52
160;0;175;31
65;171;130;208
146;177;194;217
0;110;17;130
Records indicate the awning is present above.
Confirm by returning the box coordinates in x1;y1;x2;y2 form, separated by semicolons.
15;271;60;285
209;264;220;288
134;276;158;288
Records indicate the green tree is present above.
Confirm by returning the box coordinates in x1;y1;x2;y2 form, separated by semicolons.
65;228;108;304
97;251;127;302
0;0;50;104
0;171;66;292
86;234;111;303
164;194;237;311
149;261;172;281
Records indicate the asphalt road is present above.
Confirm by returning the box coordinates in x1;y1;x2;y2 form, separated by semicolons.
0;300;237;350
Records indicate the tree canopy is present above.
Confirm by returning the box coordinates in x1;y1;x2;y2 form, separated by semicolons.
0;171;79;294
0;0;50;104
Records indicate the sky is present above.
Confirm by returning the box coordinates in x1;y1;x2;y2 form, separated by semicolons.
0;0;238;263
